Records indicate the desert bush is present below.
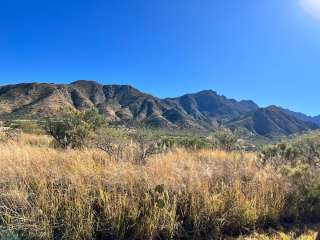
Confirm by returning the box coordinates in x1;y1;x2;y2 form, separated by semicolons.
44;108;105;149
259;143;299;167
280;164;320;222
157;135;215;150
212;128;239;152
95;128;170;164
130;129;165;164
259;132;320;168
292;133;320;167
95;127;130;162
258;133;320;222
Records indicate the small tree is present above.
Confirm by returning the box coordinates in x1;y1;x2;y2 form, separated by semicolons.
131;129;162;165
95;127;129;162
44;108;105;149
82;108;106;131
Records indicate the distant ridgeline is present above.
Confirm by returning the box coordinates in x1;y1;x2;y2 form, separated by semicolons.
0;80;318;139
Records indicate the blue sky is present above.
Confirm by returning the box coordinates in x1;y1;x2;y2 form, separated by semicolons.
0;0;319;116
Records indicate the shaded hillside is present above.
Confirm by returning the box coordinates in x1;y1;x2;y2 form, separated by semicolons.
313;115;320;125
227;106;319;138
281;108;320;126
164;90;258;123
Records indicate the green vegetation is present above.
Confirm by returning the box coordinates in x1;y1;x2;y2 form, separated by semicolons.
44;108;105;148
259;131;320;167
259;131;320;224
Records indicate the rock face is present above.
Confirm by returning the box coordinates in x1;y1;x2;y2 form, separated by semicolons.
0;80;318;138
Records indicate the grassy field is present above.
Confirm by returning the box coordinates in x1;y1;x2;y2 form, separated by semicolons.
0;133;319;239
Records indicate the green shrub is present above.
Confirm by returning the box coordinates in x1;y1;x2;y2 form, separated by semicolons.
259;132;320;168
259;133;320;222
281;164;320;222
212;128;239;152
157;135;215;150
44;108;105;149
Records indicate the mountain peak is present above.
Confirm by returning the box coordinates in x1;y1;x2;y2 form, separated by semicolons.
195;90;218;95
265;105;282;111
0;80;317;138
70;80;101;86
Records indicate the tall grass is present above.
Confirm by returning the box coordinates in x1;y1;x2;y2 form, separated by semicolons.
0;134;317;239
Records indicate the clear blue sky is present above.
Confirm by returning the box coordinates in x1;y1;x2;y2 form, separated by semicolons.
0;0;319;116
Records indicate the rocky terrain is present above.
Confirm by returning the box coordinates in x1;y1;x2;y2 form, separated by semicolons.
0;80;318;138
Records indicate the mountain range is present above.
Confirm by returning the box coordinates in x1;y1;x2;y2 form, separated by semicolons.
0;80;318;138
281;108;320;126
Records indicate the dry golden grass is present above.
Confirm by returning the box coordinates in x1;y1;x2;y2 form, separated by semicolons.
0;134;316;239
238;229;318;240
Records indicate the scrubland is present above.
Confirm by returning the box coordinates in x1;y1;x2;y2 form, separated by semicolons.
0;132;319;239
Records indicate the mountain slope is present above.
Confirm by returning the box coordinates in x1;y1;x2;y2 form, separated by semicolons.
0;80;317;138
312;115;320;125
164;90;258;126
280;108;320;126
227;106;319;138
0;81;174;127
0;83;72;117
0;81;257;129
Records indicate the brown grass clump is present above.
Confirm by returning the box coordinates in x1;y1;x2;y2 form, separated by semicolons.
0;134;312;239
